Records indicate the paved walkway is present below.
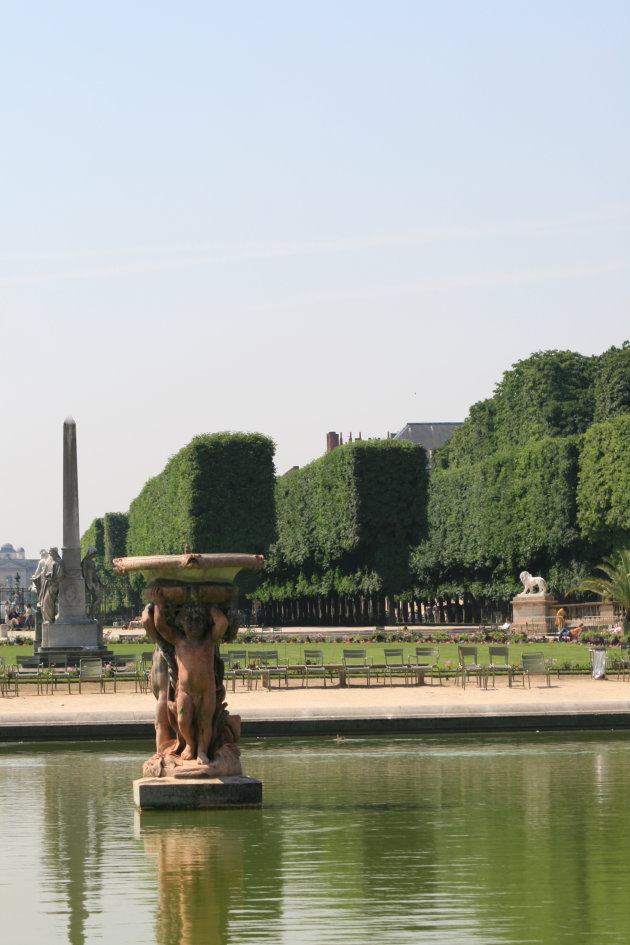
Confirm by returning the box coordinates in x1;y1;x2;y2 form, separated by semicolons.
2;675;630;738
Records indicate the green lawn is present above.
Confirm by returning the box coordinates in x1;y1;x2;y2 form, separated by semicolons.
222;640;600;670
2;640;623;673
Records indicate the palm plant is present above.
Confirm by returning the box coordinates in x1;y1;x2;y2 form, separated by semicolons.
571;550;630;632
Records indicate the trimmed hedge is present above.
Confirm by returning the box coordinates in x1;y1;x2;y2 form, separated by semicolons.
415;435;583;597
261;439;428;598
577;413;630;547
126;431;276;557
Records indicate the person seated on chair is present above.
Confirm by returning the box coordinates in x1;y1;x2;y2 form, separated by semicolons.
558;625;571;641
569;622;584;641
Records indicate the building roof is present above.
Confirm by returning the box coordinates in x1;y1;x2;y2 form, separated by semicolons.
394;422;463;452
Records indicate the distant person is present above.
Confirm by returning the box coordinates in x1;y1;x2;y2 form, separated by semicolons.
555;608;567;632
569;622;584;641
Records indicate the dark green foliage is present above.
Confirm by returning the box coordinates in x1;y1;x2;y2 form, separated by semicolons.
593;342;630;422
126;433;277;586
262;439;428;597
437;350;597;469
416;436;582;597
103;512;128;564
81;518;105;561
81;514;136;611
435;399;496;469
577;413;630;547
492;350;596;447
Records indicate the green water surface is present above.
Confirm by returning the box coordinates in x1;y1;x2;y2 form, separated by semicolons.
1;733;629;945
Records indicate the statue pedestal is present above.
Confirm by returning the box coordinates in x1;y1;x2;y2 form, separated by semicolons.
45;617;100;648
39;619;112;662
133;776;263;810
511;594;557;634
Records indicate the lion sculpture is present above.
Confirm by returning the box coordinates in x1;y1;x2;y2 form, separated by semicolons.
519;570;548;596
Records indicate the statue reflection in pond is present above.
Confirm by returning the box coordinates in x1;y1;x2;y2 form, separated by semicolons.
141;823;243;945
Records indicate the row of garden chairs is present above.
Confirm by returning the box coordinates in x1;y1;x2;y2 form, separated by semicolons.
221;647;443;689
456;646;559;689
0;655;150;695
222;645;565;690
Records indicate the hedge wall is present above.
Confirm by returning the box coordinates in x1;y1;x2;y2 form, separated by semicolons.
577;413;630;547
260;439;428;598
438;349;597;469
414;435;583;597
81;518;105;561
126;431;276;558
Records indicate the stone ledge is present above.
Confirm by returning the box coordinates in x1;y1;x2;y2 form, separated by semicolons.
133;774;263;810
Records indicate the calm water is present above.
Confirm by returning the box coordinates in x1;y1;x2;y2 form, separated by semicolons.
1;733;630;945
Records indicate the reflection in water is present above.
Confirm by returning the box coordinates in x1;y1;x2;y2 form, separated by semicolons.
138;817;244;945
1;734;630;945
42;751;104;945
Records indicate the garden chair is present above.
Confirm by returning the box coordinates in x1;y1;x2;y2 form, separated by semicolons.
256;650;289;689
140;650;154;688
382;648;411;685
77;658;116;694
0;657;16;696
409;646;441;685
521;651;551;688
15;656;48;694
302;649;327;687
49;655;74;694
456;646;486;689
112;654;147;692
487;646;514;688
342;649;372;686
223;650;253;691
614;648;629;681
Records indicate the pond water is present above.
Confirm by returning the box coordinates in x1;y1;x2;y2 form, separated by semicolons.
1;733;630;945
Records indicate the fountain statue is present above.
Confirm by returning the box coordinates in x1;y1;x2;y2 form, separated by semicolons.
113;551;264;809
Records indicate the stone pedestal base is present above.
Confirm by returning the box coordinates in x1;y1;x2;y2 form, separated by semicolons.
133;775;263;810
45;618;101;648
511;594;557;633
37;645;114;665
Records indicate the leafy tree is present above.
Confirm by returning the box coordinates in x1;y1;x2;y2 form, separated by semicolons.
434;398;496;469
593;341;630;422
126;432;276;596
260;439;428;604
127;432;276;557
492;349;596;448
577;413;630;548
570;549;630;631
417;435;582;598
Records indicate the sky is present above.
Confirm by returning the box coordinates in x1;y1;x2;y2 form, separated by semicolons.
2;0;628;560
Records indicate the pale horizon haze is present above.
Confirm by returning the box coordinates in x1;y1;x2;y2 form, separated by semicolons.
2;1;628;559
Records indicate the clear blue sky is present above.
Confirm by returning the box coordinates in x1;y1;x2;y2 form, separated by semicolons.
2;1;628;558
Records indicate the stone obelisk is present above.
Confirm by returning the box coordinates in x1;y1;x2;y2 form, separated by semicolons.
43;418;102;652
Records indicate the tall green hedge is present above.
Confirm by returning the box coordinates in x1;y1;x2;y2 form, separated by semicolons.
81;513;136;611
261;439;428;597
127;432;276;558
593;342;630;422
415;435;582;597
577;413;630;547
437;349;597;469
103;512;128;564
81;518;105;561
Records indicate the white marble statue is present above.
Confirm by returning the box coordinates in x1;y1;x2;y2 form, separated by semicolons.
518;570;548;596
